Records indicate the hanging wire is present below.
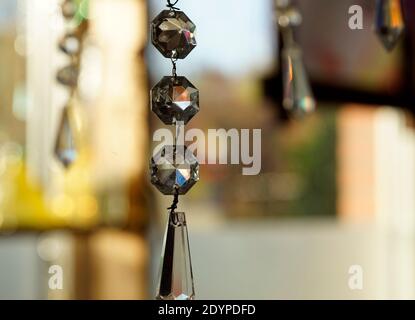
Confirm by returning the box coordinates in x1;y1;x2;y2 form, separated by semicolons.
166;0;180;215
171;56;178;78
167;0;180;11
167;188;179;214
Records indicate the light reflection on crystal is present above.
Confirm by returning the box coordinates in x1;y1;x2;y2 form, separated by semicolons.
150;145;199;195
282;46;315;117
156;211;195;300
374;0;404;51
151;76;199;125
54;106;77;168
151;10;196;59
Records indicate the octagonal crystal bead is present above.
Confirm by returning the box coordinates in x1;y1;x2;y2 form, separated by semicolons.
59;33;81;56
151;76;199;125
151;10;196;59
57;64;79;87
150;145;199;195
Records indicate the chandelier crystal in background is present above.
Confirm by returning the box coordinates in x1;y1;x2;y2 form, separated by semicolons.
59;34;81;56
61;0;78;20
151;10;197;59
54;106;77;168
374;0;405;51
150;145;199;195
56;64;79;87
281;46;315;117
151;76;199;125
156;211;195;300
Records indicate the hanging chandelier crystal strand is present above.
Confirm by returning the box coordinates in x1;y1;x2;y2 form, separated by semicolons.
150;0;199;300
54;0;85;168
374;0;405;51
275;0;315;117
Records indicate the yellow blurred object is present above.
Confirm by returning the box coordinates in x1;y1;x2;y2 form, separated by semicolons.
0;144;60;230
0;134;98;231
52;147;99;229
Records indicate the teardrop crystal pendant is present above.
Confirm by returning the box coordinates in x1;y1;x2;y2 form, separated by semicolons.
156;211;195;300
281;46;315;117
150;145;199;195
374;0;404;51
54;106;78;168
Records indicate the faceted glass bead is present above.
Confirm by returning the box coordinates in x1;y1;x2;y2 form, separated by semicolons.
151;10;196;59
59;34;81;56
61;0;78;20
54;106;77;168
151;76;199;125
374;0;404;51
150;145;199;195
57;64;79;87
282;46;315;117
156;211;195;300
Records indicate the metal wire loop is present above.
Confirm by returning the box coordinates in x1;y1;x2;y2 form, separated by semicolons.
167;0;180;11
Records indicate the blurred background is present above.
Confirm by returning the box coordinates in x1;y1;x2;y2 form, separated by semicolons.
1;0;415;299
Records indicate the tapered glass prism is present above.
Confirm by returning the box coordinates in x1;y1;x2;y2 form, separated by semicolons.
156;211;195;300
151;10;196;59
282;46;315;116
54;106;77;168
150;145;199;195
151;76;199;125
374;0;404;51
